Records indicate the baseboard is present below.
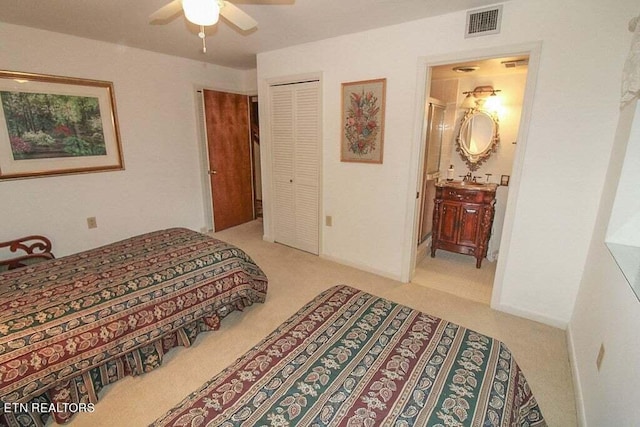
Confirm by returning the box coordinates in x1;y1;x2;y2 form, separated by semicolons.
415;239;430;265
263;234;274;243
320;254;403;282
566;325;587;426
492;302;568;329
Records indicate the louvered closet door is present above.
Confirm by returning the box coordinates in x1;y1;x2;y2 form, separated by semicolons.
270;81;320;254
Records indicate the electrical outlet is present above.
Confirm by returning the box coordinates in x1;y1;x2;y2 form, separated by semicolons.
87;217;97;229
325;216;333;227
596;343;605;371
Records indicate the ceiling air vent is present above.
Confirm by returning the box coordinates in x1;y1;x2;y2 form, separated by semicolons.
465;5;502;38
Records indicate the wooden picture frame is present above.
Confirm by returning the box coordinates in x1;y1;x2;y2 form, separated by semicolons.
0;70;124;180
341;78;386;164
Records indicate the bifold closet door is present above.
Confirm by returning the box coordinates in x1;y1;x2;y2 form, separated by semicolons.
270;81;320;254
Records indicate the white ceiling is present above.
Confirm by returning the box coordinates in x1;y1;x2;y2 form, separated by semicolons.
431;56;529;79
0;0;505;70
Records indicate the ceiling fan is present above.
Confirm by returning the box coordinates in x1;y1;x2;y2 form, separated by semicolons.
150;0;258;52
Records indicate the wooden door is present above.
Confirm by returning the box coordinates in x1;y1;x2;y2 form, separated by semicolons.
438;201;460;245
203;89;253;231
458;205;481;247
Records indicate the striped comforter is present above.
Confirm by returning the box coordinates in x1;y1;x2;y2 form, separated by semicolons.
152;285;545;427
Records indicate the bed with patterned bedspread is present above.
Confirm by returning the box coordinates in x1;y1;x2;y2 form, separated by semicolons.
0;228;267;426
152;285;546;427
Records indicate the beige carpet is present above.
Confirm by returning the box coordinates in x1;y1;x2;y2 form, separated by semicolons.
64;220;577;426
413;248;497;305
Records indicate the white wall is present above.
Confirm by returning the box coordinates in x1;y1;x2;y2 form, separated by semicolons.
0;23;253;256
256;0;637;326
569;101;640;425
607;104;640;246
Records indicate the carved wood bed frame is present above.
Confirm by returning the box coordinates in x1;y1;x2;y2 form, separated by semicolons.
0;235;55;271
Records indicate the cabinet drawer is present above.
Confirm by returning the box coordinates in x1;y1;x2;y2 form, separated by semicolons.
441;188;485;203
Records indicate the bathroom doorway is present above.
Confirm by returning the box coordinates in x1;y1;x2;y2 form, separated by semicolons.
412;54;530;304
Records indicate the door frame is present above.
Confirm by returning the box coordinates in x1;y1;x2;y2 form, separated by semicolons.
402;42;542;310
260;72;323;253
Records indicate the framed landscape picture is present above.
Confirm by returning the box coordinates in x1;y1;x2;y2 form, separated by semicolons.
0;70;123;180
341;78;386;164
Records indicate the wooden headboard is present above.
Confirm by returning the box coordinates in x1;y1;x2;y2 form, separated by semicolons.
0;235;55;271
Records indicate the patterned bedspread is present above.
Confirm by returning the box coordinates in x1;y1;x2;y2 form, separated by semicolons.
152;285;545;427
0;228;267;425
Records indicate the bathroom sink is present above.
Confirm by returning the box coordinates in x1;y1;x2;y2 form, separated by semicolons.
439;181;498;191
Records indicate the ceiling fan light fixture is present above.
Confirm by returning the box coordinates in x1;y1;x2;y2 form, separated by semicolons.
182;0;220;26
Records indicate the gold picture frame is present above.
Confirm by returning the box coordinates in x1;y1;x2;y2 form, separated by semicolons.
341;78;386;164
0;70;124;180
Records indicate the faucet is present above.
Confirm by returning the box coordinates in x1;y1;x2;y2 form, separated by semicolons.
464;172;472;182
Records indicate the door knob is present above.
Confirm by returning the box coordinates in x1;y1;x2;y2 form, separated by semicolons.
209;170;217;175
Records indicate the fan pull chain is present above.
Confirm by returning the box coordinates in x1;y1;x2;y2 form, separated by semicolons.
199;25;207;53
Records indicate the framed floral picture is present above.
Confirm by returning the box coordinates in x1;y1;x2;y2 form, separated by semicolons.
341;78;386;164
0;70;124;180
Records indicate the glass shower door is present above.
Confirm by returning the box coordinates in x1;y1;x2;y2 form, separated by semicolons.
418;100;445;244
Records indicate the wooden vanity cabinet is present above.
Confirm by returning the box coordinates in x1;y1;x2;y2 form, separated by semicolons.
430;183;497;268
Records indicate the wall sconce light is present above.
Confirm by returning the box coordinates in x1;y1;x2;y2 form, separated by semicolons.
460;85;502;110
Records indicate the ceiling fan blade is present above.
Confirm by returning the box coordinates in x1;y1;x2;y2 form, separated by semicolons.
220;1;258;31
149;0;183;24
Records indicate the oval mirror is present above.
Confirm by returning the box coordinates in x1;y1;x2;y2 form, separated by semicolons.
455;109;500;171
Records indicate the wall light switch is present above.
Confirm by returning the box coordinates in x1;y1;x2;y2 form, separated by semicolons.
87;217;97;229
325;216;333;227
